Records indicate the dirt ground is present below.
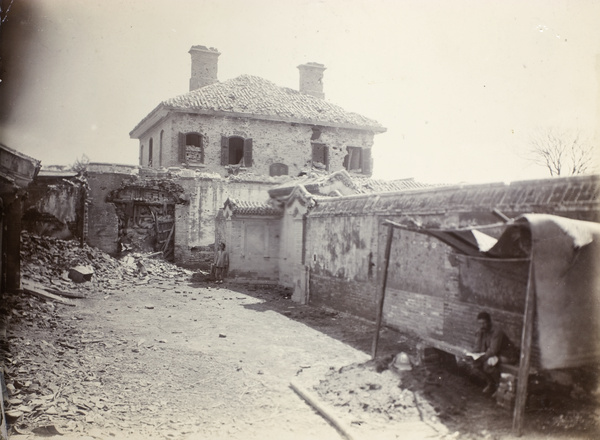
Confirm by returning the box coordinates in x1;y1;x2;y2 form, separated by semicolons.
2;236;599;439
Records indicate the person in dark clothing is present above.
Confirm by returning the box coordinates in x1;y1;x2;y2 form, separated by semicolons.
470;311;519;394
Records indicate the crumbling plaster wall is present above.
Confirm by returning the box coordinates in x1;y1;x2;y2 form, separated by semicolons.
173;175;276;267
306;211;378;317
86;165;138;255
224;216;281;284
305;175;600;358
278;197;308;288
142;113;375;176
23;180;83;239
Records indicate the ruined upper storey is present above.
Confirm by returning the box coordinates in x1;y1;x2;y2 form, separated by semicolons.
130;46;386;178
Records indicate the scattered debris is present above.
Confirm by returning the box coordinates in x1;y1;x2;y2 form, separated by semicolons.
21;282;76;307
68;265;94;283
20;232;192;296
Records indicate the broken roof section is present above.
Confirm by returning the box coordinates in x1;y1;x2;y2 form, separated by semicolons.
131;75;386;138
268;170;431;201
0;143;41;188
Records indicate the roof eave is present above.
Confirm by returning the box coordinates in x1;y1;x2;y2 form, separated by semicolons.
164;107;387;133
129;105;171;139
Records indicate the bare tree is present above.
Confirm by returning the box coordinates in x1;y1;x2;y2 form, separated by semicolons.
528;128;597;177
71;154;90;174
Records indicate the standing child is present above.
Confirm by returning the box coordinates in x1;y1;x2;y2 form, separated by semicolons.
213;242;229;284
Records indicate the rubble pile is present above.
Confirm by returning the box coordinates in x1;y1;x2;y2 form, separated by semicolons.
20;232;124;286
312;361;444;431
2;297;86;434
20;232;192;294
1;233;195;436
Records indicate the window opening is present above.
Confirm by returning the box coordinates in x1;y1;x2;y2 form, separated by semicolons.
159;130;164;167
185;133;204;163
229;137;244;165
311;143;328;170
148;138;153;167
270;163;289;177
344;146;362;172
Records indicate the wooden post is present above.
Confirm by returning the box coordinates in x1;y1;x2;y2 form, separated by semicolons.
372;222;394;359
512;257;536;436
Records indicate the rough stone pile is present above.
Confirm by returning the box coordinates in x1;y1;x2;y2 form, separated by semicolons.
21;232;125;286
20;232;192;294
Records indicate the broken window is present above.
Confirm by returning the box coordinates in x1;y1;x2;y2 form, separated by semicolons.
221;136;253;167
311;143;328;170
269;163;288;177
178;132;204;165
344;146;362;172
343;146;372;175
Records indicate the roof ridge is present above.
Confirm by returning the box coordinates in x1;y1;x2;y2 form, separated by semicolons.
156;74;384;131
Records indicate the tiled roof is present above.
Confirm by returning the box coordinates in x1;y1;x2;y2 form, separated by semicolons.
225;198;283;217
351;176;434;194
161;75;385;131
268;170;433;199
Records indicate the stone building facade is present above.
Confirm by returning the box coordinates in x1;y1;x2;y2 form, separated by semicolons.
130;45;386;179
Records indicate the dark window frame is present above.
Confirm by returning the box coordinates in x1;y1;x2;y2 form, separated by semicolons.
311;142;329;170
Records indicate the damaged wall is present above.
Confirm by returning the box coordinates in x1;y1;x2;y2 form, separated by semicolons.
304;175;600;360
86;164;138;255
307;210;378;316
173;174;277;267
22;173;85;240
225;217;281;283
142;113;375;177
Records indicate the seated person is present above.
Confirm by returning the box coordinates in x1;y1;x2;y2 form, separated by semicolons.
468;311;519;394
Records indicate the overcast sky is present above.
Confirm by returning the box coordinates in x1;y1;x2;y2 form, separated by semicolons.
1;0;599;184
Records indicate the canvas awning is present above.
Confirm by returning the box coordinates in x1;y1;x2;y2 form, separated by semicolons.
518;214;600;369
389;214;600;370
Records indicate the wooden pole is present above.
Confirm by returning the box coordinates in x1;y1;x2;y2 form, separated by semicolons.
512;256;536;436
372;223;394;359
290;380;356;440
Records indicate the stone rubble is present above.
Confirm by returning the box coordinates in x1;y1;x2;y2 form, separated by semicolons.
20;232;192;295
1;233;193;436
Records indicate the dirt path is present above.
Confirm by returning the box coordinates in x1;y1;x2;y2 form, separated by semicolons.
5;276;378;439
3;250;598;439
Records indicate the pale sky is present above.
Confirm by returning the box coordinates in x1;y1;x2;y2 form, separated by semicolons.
1;0;599;184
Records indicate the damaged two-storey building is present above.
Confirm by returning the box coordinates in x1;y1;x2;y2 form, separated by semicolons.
124;45;387;265
130;45;386;177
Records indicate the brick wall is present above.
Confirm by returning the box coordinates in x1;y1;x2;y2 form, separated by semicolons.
305;175;600;365
23;177;84;239
309;273;377;320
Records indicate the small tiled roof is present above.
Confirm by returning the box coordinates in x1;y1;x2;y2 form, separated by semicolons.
268;170;433;199
224;198;283;217
160;75;385;132
352;176;433;194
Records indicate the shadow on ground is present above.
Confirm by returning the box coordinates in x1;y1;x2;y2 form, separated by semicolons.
194;282;410;359
188;281;600;439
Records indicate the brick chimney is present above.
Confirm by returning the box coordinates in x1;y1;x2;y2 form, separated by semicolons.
189;45;220;91
297;62;326;99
